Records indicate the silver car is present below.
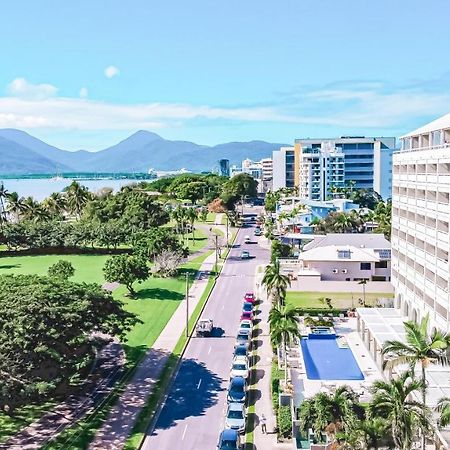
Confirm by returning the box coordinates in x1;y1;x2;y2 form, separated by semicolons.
225;402;246;433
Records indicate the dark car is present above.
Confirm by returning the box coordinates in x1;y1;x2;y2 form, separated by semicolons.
234;344;248;358
217;428;240;449
242;302;253;313
227;376;246;403
240;311;253;321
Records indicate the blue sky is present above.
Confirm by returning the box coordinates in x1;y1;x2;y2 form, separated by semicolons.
1;0;450;150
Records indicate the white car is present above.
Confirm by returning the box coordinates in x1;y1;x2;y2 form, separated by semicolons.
238;320;253;336
225;402;247;433
230;355;249;379
244;235;251;243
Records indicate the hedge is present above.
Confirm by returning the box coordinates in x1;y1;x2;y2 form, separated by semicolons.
277;405;292;439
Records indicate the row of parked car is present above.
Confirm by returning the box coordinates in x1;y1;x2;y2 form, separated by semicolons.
217;292;256;449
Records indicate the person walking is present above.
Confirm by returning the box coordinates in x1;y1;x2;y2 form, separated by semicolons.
260;413;267;434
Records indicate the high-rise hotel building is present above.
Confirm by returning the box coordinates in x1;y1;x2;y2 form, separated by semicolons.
392;113;450;331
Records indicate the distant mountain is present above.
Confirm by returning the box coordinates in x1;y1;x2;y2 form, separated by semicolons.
0;129;286;174
0;136;72;174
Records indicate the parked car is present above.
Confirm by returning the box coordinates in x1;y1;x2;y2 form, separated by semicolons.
238;319;252;334
230;355;249;379
227;376;246;403
240;311;253;321
217;428;240;450
235;332;250;349
244;292;255;303
225;402;246;432
240;250;250;259
233;344;248;359
242;302;253;313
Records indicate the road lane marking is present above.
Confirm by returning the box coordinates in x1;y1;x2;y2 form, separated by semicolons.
181;424;188;440
208;346;212;354
197;378;202;389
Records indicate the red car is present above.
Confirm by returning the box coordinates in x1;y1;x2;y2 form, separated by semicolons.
241;311;253;321
244;292;256;303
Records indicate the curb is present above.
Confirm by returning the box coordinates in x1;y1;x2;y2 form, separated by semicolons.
137;226;240;448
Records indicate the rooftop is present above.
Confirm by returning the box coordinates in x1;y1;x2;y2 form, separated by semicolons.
299;245;379;263
401;112;450;138
303;233;390;251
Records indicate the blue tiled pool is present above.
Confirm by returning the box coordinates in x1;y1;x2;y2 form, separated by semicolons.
301;338;364;380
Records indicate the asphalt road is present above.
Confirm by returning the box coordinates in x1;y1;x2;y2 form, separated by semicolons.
142;212;269;450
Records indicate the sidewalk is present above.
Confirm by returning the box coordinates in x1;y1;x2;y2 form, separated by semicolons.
253;270;278;450
90;251;217;450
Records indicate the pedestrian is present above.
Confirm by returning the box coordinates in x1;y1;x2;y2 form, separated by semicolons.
260;413;267;434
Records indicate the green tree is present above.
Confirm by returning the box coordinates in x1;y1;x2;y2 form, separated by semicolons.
6;191;26;222
47;260;75;281
269;304;301;384
381;314;450;450
436;397;450;427
262;260;291;306
42;192;67;216
133;228;184;261
221;173;258;209
185;207;198;242
64;181;91;219
103;254;149;295
370;371;431;450
0;274;137;412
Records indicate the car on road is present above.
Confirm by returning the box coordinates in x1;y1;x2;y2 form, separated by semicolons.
240;311;253;321
244;292;256;303
242;302;253;313
230;355;249;379
225;402;247;432
238;319;252;334
254;228;262;236
217;428;241;450
244;235;251;244
227;376;246;403
195;319;214;337
234;344;248;359
240;250;250;259
235;332;251;349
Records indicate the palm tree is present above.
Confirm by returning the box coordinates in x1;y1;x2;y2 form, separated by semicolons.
381;314;450;449
269;304;301;384
358;279;367;306
64;181;91;218
370;370;431;450
262;259;291;306
0;183;8;228
436;397;450;428
185;207;198;243
6;192;26;222
42;192;67;216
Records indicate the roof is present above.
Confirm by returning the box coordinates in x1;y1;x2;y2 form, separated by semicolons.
303;233;390;251
299;245;379;263
400;112;450;138
221;428;238;439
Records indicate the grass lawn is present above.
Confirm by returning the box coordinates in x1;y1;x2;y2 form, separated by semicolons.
286;291;395;309
0;254;109;284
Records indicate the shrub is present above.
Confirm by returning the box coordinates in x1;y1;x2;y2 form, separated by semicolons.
271;360;284;412
295;308;345;317
277;405;292;439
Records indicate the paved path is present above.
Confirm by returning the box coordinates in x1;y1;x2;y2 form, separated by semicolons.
142;208;270;450
2;337;124;450
90;251;218;450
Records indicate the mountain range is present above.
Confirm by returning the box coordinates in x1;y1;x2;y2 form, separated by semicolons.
0;129;286;174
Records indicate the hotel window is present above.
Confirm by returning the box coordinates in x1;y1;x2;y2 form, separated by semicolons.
375;261;388;269
360;262;371;270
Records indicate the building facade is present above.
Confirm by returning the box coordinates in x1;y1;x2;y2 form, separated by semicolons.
272;137;395;199
218;159;230;177
229;157;273;193
392;113;450;331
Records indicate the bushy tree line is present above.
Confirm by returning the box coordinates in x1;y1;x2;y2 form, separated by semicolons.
0;274;138;412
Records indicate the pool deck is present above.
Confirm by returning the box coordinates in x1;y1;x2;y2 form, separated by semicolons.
292;318;382;404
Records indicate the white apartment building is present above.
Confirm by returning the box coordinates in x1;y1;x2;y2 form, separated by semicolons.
392;113;450;331
298;142;345;201
272;137;395;199
230;157;273;193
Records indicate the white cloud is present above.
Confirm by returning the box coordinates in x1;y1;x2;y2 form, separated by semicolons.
79;87;88;98
104;65;119;79
6;78;58;100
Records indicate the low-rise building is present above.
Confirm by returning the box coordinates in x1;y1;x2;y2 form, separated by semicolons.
230;157;273;193
299;234;391;282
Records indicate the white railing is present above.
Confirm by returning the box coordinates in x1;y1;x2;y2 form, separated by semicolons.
395;142;450;154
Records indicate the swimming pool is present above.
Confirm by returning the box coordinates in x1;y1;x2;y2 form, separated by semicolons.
301;338;364;380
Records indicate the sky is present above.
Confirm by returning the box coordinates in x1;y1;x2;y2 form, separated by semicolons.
1;0;450;151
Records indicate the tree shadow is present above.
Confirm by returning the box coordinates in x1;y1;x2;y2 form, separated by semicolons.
151;358;224;433
135;288;184;301
0;264;21;270
246;412;258;434
246;388;261;407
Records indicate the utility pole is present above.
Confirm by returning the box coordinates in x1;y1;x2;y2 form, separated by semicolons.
214;234;219;273
185;272;189;337
226;214;229;248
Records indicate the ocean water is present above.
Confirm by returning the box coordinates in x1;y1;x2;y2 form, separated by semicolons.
1;178;138;201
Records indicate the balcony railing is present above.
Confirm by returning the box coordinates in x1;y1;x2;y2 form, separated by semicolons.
396;143;450;154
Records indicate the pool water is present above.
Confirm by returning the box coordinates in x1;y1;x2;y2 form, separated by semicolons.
301;338;364;380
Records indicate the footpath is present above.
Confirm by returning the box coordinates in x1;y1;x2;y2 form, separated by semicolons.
90;250;218;449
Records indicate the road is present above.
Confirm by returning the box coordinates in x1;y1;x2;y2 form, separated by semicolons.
142;212;269;450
